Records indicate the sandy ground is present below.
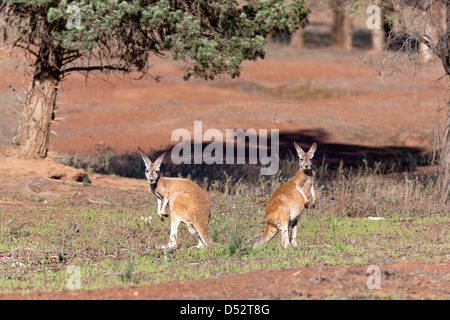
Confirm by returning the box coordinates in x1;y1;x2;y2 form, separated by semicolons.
1;261;448;300
0;46;448;300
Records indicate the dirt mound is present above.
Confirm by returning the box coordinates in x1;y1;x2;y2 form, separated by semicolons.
0;156;147;192
0;157;88;183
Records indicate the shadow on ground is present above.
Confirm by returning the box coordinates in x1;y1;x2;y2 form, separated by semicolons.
60;128;432;184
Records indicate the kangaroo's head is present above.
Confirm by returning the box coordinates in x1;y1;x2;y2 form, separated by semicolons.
141;152;166;185
294;142;317;170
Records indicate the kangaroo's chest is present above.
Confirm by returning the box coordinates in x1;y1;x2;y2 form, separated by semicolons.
149;183;164;200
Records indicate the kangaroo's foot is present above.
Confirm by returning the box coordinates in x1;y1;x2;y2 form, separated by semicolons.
158;210;168;218
193;239;206;249
162;237;177;249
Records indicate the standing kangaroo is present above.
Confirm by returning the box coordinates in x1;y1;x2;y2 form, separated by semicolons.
141;152;213;249
253;142;317;248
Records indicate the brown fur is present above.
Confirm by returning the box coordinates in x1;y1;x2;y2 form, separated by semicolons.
298;169;316;209
253;143;317;248
156;176;213;248
142;152;213;249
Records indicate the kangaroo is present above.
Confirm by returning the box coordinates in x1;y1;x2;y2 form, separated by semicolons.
141;152;213;249
253;142;317;248
294;142;317;209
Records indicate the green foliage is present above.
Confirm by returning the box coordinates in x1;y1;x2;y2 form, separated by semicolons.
3;0;310;80
115;258;136;284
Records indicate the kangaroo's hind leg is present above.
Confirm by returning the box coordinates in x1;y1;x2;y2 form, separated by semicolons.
186;224;203;249
162;213;181;249
290;218;299;247
280;219;291;248
192;222;213;248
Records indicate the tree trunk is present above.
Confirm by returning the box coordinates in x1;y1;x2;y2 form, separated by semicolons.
342;14;353;51
290;27;305;49
438;102;450;200
371;23;385;52
419;0;443;62
437;1;450;200
369;0;386;53
330;1;352;50
10;60;60;159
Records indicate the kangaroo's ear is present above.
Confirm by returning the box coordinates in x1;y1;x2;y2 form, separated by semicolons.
308;143;317;158
294;142;305;159
154;152;166;168
141;153;152;168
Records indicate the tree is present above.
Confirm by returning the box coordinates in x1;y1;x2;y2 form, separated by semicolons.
290;26;305;49
353;0;449;199
369;0;386;52
330;0;353;50
0;0;309;159
375;0;450;199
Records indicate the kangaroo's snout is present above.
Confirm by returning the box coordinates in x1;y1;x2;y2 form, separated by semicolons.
302;163;311;169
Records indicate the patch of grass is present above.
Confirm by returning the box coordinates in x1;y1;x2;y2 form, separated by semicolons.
212;80;348;101
0;153;448;294
115;258;137;284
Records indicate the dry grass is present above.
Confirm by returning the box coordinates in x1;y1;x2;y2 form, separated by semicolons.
0;151;447;294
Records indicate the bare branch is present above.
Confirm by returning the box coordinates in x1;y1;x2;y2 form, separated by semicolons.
3;80;24;104
62;65;131;75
